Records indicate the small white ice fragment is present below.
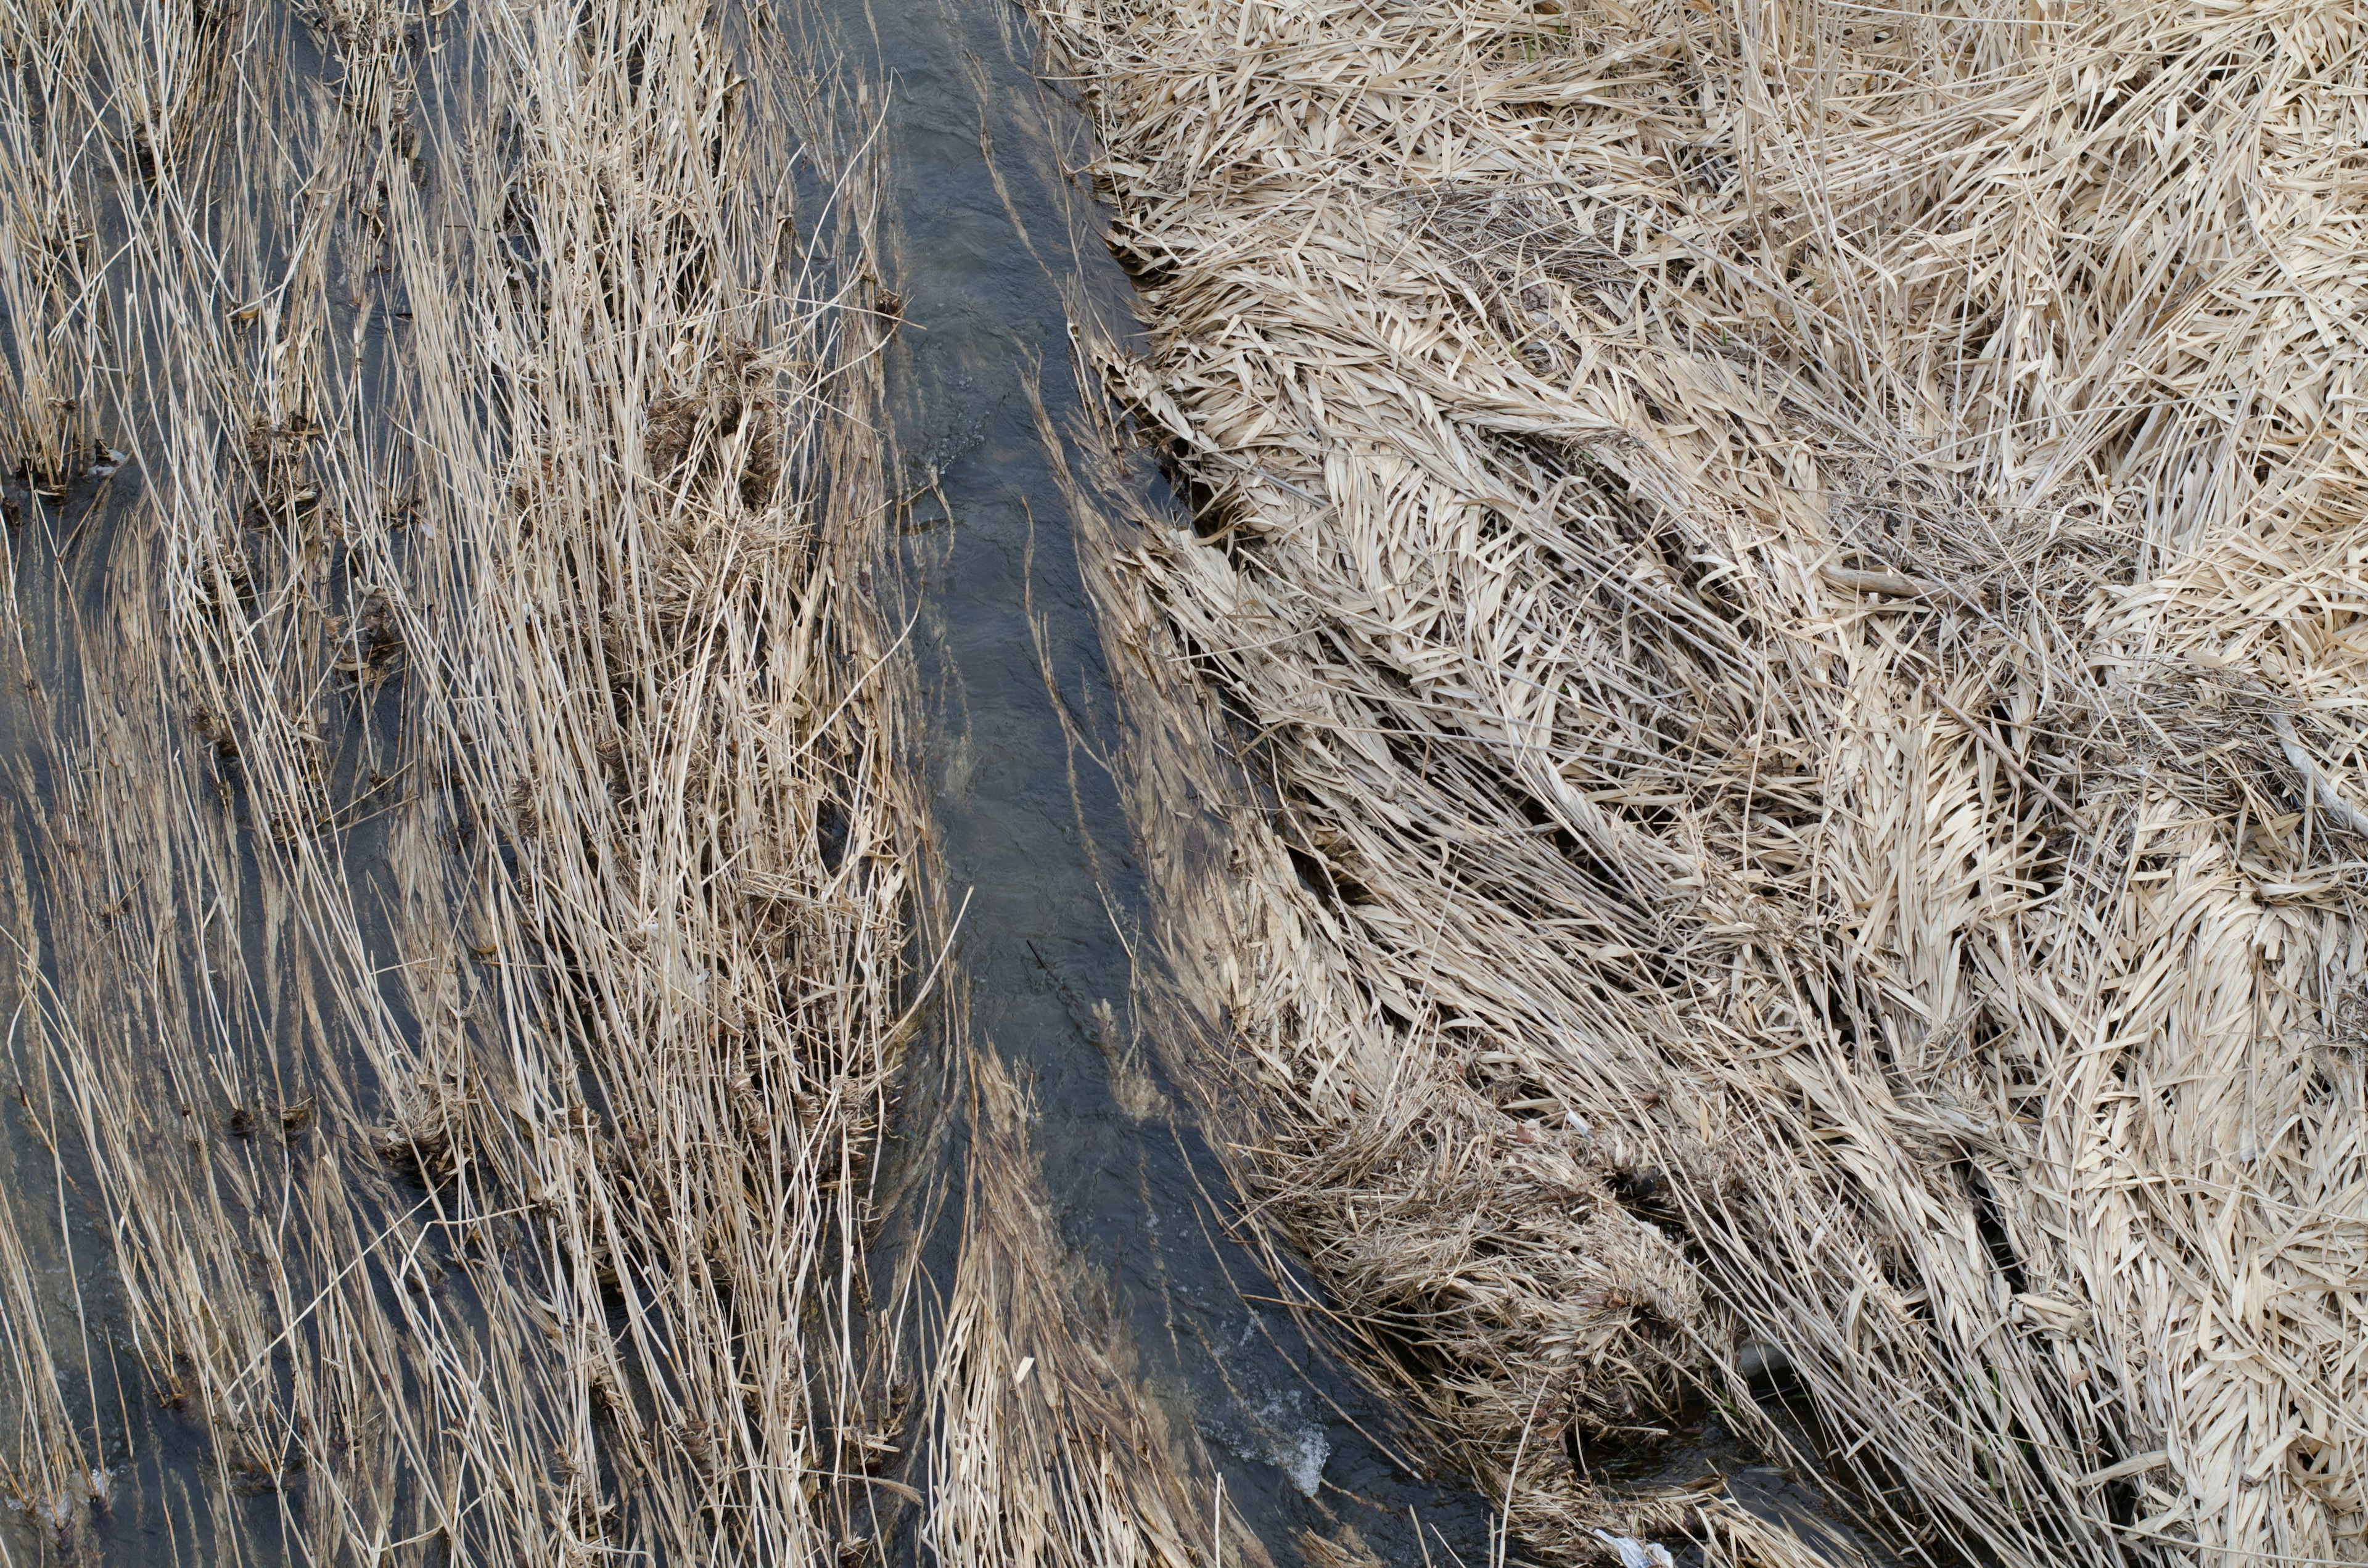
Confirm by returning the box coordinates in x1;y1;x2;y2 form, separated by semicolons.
1590;1532;1675;1568
1272;1426;1328;1498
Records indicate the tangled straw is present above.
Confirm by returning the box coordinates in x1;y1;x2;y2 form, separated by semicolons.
1032;0;2368;1562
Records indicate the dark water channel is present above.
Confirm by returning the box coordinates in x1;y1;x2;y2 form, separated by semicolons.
845;0;1510;1559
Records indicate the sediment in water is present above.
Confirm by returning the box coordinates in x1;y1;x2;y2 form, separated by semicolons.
1026;1;2368;1563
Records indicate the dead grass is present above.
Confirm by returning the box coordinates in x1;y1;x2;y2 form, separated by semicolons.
0;0;932;1558
1023;0;2368;1563
919;1032;1228;1568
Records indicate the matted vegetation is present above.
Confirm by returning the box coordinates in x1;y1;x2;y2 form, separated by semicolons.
1029;0;2368;1563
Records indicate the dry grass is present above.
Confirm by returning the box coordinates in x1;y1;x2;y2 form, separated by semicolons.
918;1033;1228;1568
0;0;932;1558
1023;0;2368;1564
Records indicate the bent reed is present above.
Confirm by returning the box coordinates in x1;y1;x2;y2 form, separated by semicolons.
1030;0;2368;1564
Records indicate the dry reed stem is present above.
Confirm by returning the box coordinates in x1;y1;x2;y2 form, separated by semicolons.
0;0;929;1558
1022;0;2368;1563
920;1037;1228;1568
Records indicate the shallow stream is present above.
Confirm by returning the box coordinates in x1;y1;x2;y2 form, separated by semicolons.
852;0;1510;1554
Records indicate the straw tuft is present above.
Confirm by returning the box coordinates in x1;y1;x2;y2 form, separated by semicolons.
1029;0;2368;1561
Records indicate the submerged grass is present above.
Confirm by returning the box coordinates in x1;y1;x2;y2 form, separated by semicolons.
919;1032;1225;1568
0;0;1244;1556
1027;0;2368;1564
0;0;944;1556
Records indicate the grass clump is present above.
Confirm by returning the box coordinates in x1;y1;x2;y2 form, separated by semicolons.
1031;0;2368;1562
